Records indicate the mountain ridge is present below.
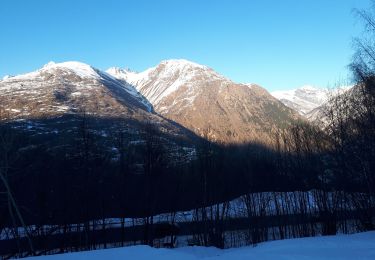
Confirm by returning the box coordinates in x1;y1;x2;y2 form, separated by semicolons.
1;59;299;144
107;59;299;143
271;85;352;118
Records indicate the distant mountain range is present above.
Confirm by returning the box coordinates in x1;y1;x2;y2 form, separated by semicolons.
107;59;298;143
271;85;352;120
0;59;299;146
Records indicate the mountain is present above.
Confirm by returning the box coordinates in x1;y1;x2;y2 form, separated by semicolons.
2;75;13;80
1;59;300;145
271;85;330;116
304;85;359;124
271;85;352;117
107;59;299;143
0;61;196;162
0;61;153;118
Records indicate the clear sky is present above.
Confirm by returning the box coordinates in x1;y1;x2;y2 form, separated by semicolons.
0;0;371;91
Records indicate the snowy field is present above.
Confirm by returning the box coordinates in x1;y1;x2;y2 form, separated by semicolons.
26;231;375;260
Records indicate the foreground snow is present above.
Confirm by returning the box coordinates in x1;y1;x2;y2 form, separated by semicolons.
27;231;375;259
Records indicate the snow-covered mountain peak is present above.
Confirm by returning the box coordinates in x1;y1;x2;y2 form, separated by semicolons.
3;61;102;82
107;59;229;108
106;67;131;80
106;67;125;74
272;85;327;99
158;59;208;70
0;61;155;117
271;86;330;116
107;59;210;80
40;61;100;79
155;59;223;80
42;61;57;68
271;85;352;117
2;75;13;81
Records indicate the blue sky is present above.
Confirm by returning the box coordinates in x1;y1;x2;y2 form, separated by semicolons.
0;0;370;91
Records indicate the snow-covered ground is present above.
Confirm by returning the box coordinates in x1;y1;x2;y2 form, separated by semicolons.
26;231;375;259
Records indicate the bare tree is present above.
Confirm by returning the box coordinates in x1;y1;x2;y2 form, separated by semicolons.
0;108;34;255
141;121;166;246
